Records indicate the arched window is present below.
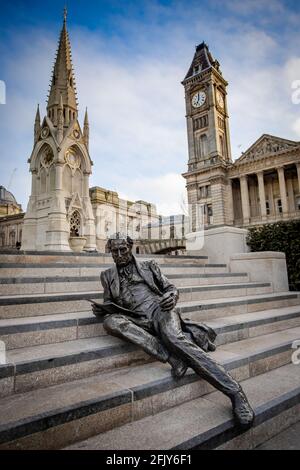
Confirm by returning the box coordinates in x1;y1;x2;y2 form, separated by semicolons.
196;135;202;158
69;210;81;237
200;134;208;157
196;134;208;158
220;134;226;157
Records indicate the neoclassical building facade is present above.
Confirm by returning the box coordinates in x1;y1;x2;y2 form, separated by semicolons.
90;186;159;252
229;136;300;227
182;43;300;231
0;187;23;248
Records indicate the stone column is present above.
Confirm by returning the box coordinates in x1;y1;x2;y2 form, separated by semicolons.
223;92;232;162
266;178;275;216
21;170;38;250
227;179;234;224
187;182;198;232
45;163;70;252
287;177;296;213
211;180;226;226
31;170;38;196
240;175;250;225
83;173;90;197
208;81;219;157
296;162;300;193
55;164;63;191
186;116;196;162
257;171;267;220
82;171;97;251
277;166;288;215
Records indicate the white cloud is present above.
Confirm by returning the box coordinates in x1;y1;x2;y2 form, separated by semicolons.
116;172;187;215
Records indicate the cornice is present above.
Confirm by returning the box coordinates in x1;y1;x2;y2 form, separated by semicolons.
229;151;300;177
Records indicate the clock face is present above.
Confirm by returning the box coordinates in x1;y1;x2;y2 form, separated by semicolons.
192;91;206;108
217;91;224;109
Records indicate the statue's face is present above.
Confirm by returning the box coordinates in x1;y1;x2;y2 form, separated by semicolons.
110;239;133;267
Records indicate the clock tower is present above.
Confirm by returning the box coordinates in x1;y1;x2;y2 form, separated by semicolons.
182;41;231;169
182;42;234;231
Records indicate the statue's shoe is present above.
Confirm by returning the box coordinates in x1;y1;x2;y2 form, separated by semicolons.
168;355;188;379
231;390;255;428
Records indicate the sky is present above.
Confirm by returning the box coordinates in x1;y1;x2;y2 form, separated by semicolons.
1;0;300;215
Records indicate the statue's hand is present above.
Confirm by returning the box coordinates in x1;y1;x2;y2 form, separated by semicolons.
159;292;176;311
92;303;104;316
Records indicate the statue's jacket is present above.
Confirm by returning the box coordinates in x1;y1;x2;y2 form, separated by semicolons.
100;256;217;352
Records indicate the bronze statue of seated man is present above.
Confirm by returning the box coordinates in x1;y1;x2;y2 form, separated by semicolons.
92;232;254;428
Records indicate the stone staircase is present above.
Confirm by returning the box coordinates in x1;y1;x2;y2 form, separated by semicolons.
0;251;299;450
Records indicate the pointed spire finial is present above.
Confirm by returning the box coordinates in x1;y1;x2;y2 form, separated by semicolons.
35;103;41;121
83;107;89;150
34;104;41;144
47;7;78;125
63;6;67;24
84;107;89;125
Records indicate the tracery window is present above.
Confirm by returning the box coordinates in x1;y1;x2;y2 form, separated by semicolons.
70;210;81;237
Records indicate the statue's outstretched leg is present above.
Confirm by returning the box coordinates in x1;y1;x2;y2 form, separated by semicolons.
156;309;254;428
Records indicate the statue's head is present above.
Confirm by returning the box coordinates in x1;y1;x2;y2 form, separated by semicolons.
106;232;134;267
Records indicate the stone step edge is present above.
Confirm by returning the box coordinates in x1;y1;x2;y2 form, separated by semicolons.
0;354;298;447
172;387;300;450
0;331;297;385
0;282;272;305
66;378;300;451
0;262;226;269
0;251;208;260
0;272;249;285
1;304;299;337
178;292;300;314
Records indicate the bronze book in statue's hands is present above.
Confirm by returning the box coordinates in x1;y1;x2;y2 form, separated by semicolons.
88;300;137;317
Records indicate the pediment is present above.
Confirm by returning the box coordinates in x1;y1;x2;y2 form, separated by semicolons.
234;134;299;165
65;119;84;143
67;192;83;215
38;116;57;143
